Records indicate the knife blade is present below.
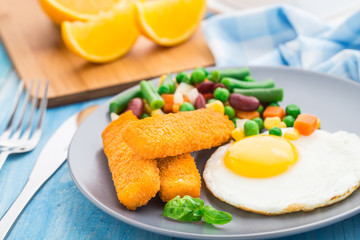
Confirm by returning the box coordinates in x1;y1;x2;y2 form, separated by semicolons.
0;110;83;239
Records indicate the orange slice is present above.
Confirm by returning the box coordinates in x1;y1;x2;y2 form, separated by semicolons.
61;3;139;63
135;0;207;47
39;0;123;25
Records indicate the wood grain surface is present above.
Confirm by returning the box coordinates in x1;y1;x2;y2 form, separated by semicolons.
0;0;215;107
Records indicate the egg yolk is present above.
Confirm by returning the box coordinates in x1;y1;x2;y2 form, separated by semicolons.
224;135;298;178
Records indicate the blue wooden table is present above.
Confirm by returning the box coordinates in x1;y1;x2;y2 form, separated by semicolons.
1;39;360;240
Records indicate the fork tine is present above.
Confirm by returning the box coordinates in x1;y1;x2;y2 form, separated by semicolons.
11;80;34;140
21;80;40;140
0;81;24;140
29;79;49;143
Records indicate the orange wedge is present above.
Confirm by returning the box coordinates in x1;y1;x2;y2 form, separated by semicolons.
135;0;207;47
40;0;123;25
61;3;139;63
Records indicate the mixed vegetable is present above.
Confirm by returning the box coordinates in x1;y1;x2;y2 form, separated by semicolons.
109;67;320;140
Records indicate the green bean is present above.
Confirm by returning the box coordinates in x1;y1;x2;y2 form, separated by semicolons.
285;104;301;119
243;76;255;82
211;68;250;82
109;88;142;114
221;78;275;91
233;88;283;102
269;127;282;136
158;75;176;95
214;87;230;102
140;80;165;110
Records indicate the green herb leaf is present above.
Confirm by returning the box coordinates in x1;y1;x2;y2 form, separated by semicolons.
202;205;232;225
163;196;204;222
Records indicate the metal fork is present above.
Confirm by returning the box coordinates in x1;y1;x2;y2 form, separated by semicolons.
0;79;49;170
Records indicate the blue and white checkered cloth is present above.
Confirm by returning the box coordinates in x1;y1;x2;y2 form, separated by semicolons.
202;4;360;82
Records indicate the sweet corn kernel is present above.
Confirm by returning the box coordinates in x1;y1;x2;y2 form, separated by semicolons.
151;109;164;117
284;128;300;140
317;118;321;129
143;99;152;114
279;121;287;128
206;100;225;114
264;117;281;129
231;128;245;141
158;74;167;86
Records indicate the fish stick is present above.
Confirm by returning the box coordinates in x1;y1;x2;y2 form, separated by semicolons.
102;111;160;210
121;108;234;159
157;154;201;202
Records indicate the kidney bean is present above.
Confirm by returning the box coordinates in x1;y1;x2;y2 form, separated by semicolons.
196;81;215;94
194;94;206;109
126;97;144;118
228;93;260;112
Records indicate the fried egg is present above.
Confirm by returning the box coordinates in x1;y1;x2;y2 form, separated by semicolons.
203;129;360;215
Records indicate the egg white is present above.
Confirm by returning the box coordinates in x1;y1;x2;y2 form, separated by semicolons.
203;129;360;215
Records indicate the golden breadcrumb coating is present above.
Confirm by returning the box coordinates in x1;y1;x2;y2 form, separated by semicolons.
102;111;160;210
121;108;234;159
157;154;201;202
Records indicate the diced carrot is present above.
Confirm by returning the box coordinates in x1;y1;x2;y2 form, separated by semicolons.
203;93;213;100
263;106;285;119
162;94;174;113
294;113;318;136
183;95;190;102
204;78;209;82
172;103;180;113
236;110;260;120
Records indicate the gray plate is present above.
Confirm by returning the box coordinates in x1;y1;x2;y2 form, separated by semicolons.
68;66;360;240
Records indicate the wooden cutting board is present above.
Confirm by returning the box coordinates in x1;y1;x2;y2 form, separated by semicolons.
0;0;215;107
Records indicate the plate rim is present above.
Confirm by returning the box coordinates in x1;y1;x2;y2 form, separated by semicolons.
68;65;360;240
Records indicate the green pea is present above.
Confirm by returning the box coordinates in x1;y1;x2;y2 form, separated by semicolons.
140;113;150;119
224;106;235;119
252;117;264;131
269;102;280;107
214;88;230;102
269;127;282;136
257;105;264;114
244;120;259;136
283;115;295;127
180;102;195;112
195;67;208;76
176;72;192;84
286;104;301;119
207;99;216;104
191;69;206;84
231;117;240;127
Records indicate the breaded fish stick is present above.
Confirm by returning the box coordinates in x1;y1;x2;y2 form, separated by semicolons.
102;111;160;210
121;108;234;159
158;154;201;202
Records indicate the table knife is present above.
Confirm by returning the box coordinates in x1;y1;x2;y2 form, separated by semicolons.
0;106;97;239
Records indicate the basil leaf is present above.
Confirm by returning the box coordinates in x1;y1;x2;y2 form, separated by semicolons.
163;196;204;222
202;205;232;225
